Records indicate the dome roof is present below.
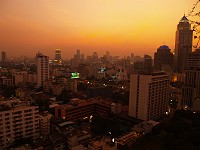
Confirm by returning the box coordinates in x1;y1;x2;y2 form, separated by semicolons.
159;45;169;49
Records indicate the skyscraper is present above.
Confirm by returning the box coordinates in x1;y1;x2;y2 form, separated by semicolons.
143;55;153;73
55;49;61;61
1;51;6;62
154;45;173;71
174;15;193;73
77;49;80;61
36;53;49;88
129;72;169;121
92;52;98;63
133;55;153;74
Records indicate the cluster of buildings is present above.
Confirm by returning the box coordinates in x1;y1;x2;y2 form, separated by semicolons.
0;15;200;149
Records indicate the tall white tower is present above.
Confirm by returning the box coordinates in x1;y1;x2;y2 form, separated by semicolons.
36;53;49;88
129;73;170;121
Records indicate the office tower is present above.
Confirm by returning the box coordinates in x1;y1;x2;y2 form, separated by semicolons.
130;53;134;63
143;55;153;73
133;55;153;74
174;15;193;73
80;54;84;63
181;48;200;107
1;51;6;62
129;72;170;121
0;99;39;149
36;53;49;88
92;52;98;63
55;49;61;61
154;45;174;71
77;49;80;61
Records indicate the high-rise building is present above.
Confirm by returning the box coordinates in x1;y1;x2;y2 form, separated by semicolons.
186;48;200;69
92;52;99;63
77;49;80;61
174;15;193;73
129;72;170;121
1;51;6;62
181;71;199;107
181;48;200;107
36;53;49;88
0;99;39;149
143;55;153;73
133;55;153;74
154;45;174;71
55;49;61;61
130;53;134;63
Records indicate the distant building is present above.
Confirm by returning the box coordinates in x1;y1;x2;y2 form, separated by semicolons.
133;55;153;74
44;78;77;95
77;49;80;61
129;73;170;121
92;52;99;63
1;51;6;62
154;45;173;71
54;49;61;62
143;55;153;73
86;86;112;99
12;71;37;86
116;67;128;81
174;15;193;73
36;53;49;88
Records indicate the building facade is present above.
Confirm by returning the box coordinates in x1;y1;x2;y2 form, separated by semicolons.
174;15;193;73
181;48;200;107
55;49;61;61
129;73;170;121
38;111;52;137
55;98;114;121
0;99;39;149
154;45;173;71
1;51;6;62
36;53;49;88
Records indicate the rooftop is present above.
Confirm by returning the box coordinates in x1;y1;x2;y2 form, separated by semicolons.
159;45;169;49
57;98;114;110
180;15;189;23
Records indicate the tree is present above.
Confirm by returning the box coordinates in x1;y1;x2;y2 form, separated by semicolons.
188;0;200;48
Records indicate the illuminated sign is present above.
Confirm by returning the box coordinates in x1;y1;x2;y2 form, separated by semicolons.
71;72;80;79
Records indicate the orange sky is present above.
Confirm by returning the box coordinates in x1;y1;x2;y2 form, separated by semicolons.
0;0;197;59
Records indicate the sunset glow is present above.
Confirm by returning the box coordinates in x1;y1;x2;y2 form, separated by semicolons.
0;0;196;59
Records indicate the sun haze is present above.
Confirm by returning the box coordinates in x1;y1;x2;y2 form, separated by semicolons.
0;0;194;59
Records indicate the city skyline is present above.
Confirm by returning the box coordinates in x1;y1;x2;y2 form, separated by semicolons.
0;0;196;59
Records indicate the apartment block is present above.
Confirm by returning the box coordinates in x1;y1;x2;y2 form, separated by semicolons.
0;99;39;149
129;72;170;121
